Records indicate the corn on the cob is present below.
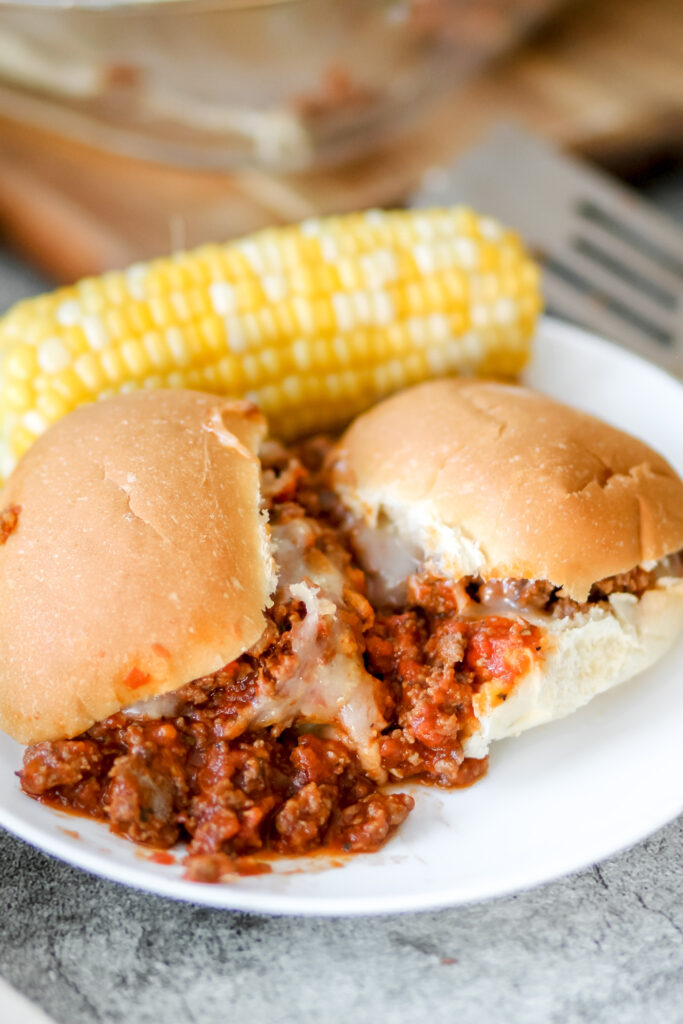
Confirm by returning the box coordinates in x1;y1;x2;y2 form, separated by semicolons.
0;207;541;481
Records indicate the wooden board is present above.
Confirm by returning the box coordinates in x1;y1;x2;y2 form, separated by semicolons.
0;0;681;282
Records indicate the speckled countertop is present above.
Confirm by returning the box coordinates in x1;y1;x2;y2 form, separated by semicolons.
1;171;682;1024
1;819;683;1024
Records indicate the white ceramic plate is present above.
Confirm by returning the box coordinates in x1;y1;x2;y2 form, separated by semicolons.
1;316;682;916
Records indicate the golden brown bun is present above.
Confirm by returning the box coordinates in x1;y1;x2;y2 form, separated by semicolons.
0;391;274;744
334;379;683;601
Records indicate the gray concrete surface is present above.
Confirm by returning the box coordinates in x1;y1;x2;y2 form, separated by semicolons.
1;169;682;1024
1;817;683;1024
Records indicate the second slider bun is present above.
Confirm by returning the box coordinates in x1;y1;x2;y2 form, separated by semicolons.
333;379;683;753
334;378;683;602
0;391;275;744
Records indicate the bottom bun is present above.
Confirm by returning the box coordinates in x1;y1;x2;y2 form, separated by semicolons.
464;579;683;758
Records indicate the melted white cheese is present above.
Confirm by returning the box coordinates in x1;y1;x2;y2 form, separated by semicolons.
123;517;387;780
124;692;183;719
249;520;386;778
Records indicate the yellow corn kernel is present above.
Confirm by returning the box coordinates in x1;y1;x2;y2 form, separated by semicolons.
4;380;34;412
100;348;128;384
4;346;39;381
215;356;246;390
36;389;72;423
101;272;129;307
11;422;39;461
51;368;90;404
74;353;107;393
103;307;134;345
126;302;155;335
120;340;153;378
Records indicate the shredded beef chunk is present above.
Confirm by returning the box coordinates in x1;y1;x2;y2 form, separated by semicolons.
21;740;102;796
18;435;682;879
329;793;414;853
107;754;181;847
590;565;655;600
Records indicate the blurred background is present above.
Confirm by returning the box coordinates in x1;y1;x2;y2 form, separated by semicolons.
0;0;681;283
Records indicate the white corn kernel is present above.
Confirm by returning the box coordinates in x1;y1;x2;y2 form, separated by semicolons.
83;315;108;351
209;282;238;315
37;337;71;374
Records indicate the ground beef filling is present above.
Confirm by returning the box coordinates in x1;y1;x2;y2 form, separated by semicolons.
367;611;541;787
18;438;683;878
405;560;683;621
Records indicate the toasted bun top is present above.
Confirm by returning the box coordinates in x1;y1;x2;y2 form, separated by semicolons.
0;391;274;743
334;379;683;601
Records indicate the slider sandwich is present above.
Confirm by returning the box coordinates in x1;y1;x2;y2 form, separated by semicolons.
0;383;681;878
332;379;683;763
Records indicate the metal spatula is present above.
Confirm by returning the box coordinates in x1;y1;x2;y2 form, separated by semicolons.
412;124;683;376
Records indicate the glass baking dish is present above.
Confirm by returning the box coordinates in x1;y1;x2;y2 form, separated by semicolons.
0;0;569;172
